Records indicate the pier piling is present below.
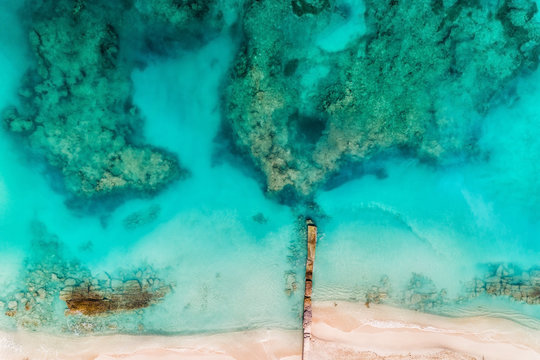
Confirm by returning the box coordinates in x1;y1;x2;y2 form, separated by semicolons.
302;219;317;359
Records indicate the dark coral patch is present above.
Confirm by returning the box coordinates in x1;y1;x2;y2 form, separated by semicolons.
62;279;169;316
291;0;330;16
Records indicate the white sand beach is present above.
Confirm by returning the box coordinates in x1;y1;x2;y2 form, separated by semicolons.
2;301;540;360
310;301;540;360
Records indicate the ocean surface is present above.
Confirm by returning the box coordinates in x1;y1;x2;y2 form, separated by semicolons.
1;0;540;336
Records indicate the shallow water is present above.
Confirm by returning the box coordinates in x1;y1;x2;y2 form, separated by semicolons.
1;0;540;336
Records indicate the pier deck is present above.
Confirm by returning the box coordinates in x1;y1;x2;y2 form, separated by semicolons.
302;219;317;359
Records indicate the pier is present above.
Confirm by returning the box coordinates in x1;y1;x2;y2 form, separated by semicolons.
302;219;317;359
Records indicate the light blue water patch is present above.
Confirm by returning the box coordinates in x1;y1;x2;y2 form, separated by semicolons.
125;36;304;332
314;162;485;299
0;0;31;296
0;10;303;332
475;69;540;226
0;0;28;106
132;36;231;174
316;0;366;52
313;66;540;318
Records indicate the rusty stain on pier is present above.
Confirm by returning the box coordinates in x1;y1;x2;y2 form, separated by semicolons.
303;219;317;359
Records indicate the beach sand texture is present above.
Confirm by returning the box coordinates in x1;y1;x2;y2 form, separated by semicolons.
2;301;540;360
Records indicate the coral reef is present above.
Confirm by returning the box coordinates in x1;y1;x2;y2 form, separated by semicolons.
1;222;172;333
134;0;215;29
464;264;540;304
224;0;332;196
1;0;231;200
225;0;540;200
353;264;540;313
61;278;169;316
401;273;448;311
364;276;390;307
291;0;330;17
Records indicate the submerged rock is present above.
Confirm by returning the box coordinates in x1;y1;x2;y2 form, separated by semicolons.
356;265;540;313
252;212;268;224
7;301;17;310
62;280;170;316
1;222;173;332
122;204;161;229
284;271;299;296
467;264;540;304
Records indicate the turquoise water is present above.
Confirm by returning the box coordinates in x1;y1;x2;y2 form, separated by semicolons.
1;0;540;336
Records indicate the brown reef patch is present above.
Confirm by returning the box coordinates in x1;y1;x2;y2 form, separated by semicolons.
61;280;170;316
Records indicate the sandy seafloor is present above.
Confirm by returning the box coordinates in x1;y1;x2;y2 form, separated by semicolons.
1;0;540;358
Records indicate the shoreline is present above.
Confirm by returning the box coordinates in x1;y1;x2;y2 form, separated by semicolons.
1;301;540;360
311;301;540;360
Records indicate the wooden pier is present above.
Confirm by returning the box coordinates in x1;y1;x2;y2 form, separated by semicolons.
302;219;317;359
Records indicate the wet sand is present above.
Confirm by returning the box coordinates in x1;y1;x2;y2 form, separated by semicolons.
2;301;540;360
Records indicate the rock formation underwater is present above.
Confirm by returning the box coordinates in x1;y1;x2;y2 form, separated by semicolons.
3;0;540;204
225;0;540;201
